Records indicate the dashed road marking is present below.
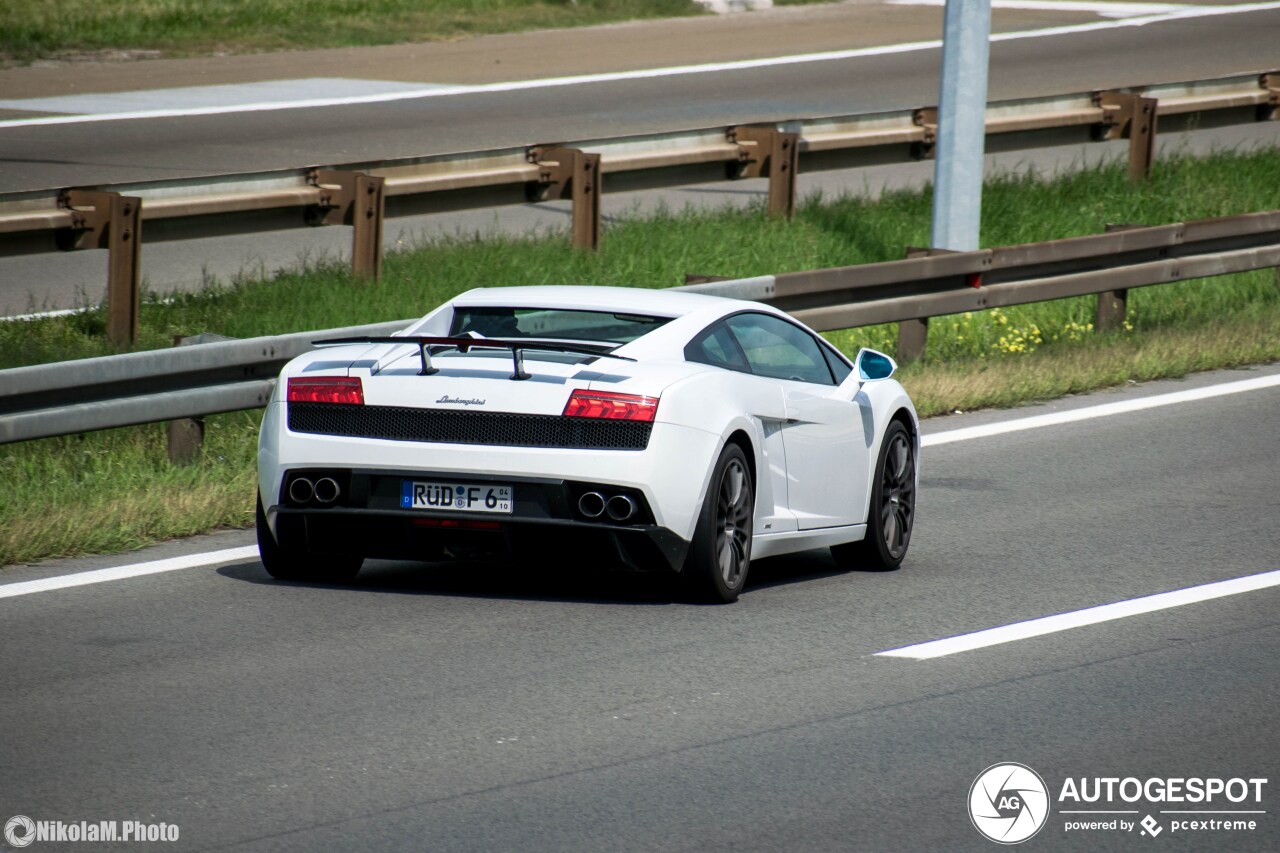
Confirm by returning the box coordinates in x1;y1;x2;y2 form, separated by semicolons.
877;568;1280;659
0;547;258;600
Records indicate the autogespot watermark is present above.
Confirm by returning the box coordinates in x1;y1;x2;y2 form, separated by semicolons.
967;765;1269;844
969;763;1051;844
4;816;178;847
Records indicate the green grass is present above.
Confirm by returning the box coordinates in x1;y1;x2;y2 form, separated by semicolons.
2;147;1279;566
0;413;261;564
6;147;1279;369
0;0;702;64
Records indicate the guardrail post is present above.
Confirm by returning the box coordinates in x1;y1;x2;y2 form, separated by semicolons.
529;147;601;250
311;170;386;280
1261;73;1280;121
898;316;929;363
167;416;203;465
164;333;239;464
896;247;937;362
1095;289;1127;330
911;108;938;160
166;333;205;465
730;127;799;219
1094;224;1140;330
57;189;142;348
1096;92;1157;181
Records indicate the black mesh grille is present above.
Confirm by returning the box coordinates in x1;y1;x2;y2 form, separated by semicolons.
288;402;651;450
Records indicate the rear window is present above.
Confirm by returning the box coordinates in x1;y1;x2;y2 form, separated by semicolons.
450;307;670;344
686;323;750;373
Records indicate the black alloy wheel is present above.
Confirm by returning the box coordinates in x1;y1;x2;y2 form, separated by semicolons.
831;420;915;571
685;444;754;603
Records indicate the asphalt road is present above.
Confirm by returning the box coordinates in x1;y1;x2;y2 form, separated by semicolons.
2;364;1277;852
2;6;1279;189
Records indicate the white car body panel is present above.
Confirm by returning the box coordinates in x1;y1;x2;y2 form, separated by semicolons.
752;524;869;560
260;408;722;540
779;377;869;530
257;285;919;573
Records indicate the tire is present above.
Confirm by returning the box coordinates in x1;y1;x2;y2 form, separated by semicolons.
831;420;915;571
256;494;363;583
683;444;754;603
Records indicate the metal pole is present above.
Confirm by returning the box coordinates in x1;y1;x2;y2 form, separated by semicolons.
930;0;992;251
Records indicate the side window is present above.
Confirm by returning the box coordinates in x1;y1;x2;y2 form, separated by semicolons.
724;314;836;386
820;340;854;385
685;321;750;372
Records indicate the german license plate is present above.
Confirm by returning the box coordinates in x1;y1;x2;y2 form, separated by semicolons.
401;480;513;514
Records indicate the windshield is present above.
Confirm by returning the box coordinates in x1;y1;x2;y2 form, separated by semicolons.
449;307;671;344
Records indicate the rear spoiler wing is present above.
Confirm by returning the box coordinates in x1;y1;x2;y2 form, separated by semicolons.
312;335;635;381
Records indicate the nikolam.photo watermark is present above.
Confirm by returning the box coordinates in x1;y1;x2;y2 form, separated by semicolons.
4;816;178;847
967;765;1269;844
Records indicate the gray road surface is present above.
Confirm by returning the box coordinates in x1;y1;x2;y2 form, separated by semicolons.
3;8;1278;189
2;365;1277;851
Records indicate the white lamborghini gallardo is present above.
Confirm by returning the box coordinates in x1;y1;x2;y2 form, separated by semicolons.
257;286;919;602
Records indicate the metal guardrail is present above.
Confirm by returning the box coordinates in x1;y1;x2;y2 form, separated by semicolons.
3;207;1278;449
684;210;1280;347
0;71;1275;344
0;320;405;445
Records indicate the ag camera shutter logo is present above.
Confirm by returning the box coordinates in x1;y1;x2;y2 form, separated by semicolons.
969;763;1050;844
5;815;36;848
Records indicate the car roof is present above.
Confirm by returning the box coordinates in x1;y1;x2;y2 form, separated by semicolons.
449;285;738;317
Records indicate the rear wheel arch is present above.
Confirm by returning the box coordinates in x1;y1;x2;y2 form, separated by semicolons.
256;494;363;583
683;442;755;603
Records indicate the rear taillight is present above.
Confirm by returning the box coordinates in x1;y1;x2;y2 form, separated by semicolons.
287;376;364;405
562;390;659;422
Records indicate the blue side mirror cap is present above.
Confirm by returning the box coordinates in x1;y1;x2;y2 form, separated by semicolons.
855;348;897;381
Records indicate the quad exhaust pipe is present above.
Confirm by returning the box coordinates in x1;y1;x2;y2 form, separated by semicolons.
578;492;606;518
288;476;341;505
314;477;341;504
605;494;636;522
578;491;637;522
288;477;315;504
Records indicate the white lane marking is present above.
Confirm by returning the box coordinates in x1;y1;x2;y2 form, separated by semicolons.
3;297;176;324
877;569;1280;659
1;306;90;322
2;369;1277;598
0;546;258;600
922;373;1280;447
890;0;1192;18
0;77;449;117
2;1;1278;129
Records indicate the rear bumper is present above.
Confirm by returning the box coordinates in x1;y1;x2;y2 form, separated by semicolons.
259;401;723;542
265;469;690;571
